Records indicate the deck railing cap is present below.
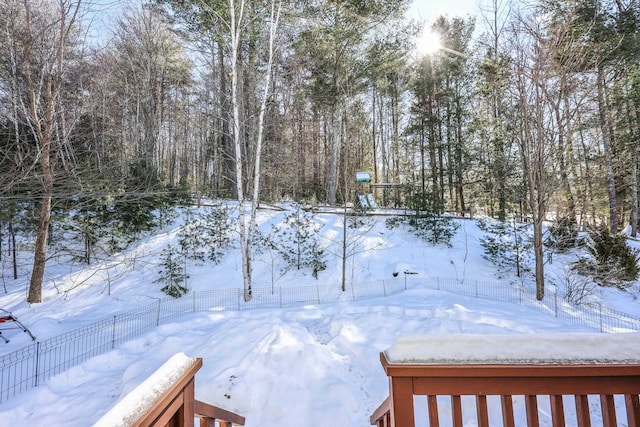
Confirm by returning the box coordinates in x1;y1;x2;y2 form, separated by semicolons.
383;332;640;365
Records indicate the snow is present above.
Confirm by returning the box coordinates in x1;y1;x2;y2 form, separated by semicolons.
0;203;639;426
93;352;198;427
384;332;640;364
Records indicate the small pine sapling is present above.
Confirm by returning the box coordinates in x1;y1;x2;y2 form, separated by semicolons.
266;204;326;278
156;245;189;298
478;219;532;278
385;189;459;246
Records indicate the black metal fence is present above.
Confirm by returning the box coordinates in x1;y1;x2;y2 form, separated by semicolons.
1;276;639;404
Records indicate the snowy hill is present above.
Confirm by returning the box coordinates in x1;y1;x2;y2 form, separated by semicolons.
0;202;639;426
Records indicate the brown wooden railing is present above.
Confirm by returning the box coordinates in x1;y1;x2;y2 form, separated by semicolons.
371;352;640;427
194;399;246;427
94;355;245;427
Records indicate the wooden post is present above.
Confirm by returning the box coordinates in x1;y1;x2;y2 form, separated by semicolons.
389;376;415;427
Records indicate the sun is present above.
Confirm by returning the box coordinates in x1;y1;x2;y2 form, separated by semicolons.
415;29;441;56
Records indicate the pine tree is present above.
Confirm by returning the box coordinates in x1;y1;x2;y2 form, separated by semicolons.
156;245;189;298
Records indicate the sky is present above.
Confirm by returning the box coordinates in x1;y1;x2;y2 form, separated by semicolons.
0;203;638;426
409;0;482;21
86;0;483;43
408;0;485;56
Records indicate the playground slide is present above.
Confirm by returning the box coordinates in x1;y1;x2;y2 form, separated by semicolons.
357;193;370;209
365;193;377;209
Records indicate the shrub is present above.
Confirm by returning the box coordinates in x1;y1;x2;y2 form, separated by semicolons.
178;205;233;264
545;216;578;252
478;219;531;278
259;204;327;279
552;269;597;306
408;213;459;246
573;226;640;288
385;189;459;247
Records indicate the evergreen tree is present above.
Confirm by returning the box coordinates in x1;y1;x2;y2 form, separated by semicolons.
156;244;189;298
262;204;327;278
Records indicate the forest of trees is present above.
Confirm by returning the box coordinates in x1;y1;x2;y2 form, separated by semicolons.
0;0;639;302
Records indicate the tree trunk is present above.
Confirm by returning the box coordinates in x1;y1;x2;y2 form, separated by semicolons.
327;108;339;206
426;57;439;207
555;92;575;220
372;85;378;184
391;77;400;185
229;0;252;301
220;42;237;199
455;95;465;215
230;0;280;301
28;137;53;304
597;66;618;233
632;143;638;237
420;119;426;193
630;98;640;237
248;0;281;289
378;92;387;184
533;213;545;300
23;0;80;303
11;219;18;280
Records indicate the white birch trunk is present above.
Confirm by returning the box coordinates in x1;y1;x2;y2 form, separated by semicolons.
228;0;251;301
229;0;281;301
250;0;281;226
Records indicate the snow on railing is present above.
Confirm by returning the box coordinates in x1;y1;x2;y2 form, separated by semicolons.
93;353;200;427
93;353;245;426
371;333;640;427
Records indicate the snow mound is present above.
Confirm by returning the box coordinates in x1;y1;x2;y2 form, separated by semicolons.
384;333;640;365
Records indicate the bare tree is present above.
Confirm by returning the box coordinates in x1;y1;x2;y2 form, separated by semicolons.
104;5;192;181
3;0;83;303
506;4;589;300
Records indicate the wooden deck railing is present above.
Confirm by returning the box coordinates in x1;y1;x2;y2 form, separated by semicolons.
370;334;640;427
94;354;245;427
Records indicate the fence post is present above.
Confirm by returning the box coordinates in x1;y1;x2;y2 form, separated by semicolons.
404;274;407;290
554;291;558;317
475;280;479;298
316;285;320;304
279;287;283;308
599;303;604;333
519;286;523;305
437;276;440;291
111;316;117;349
193;291;196;313
34;341;41;388
383;280;387;297
156;299;161;326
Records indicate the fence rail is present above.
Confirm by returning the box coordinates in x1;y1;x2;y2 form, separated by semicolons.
2;276;639;404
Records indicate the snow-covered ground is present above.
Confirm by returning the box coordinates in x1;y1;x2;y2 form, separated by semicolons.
0;203;639;426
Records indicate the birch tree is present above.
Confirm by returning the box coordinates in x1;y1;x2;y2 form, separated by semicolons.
228;0;281;301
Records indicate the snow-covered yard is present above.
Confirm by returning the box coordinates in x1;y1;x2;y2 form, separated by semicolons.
1;204;639;426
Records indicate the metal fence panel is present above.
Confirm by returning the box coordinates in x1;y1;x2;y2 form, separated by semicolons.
113;303;159;347
193;288;241;312
0;344;38;403
1;277;639;405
